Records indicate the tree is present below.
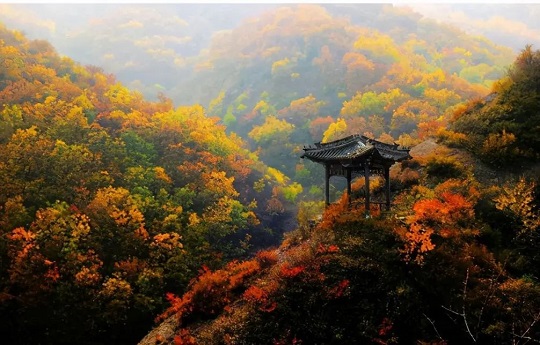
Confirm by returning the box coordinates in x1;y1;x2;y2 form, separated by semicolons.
322;118;347;143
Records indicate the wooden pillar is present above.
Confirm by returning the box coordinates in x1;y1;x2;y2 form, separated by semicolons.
346;168;352;207
364;161;370;217
325;164;330;206
384;165;391;211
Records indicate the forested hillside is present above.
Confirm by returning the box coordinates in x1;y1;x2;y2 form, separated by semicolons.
181;4;514;197
0;3;539;345
448;45;540;169
140;48;540;345
0;23;295;344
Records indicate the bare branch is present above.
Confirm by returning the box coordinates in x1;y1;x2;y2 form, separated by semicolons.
462;268;476;342
423;313;444;341
476;259;507;333
510;332;540;344
518;311;540;345
441;268;476;343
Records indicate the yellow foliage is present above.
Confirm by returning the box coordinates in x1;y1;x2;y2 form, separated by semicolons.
266;167;288;186
202;171;239;198
154;166;172;184
151;232;183;251
248;116;294;143
481;129;516;155
105;83;134;108
353;28;401;63
491;76;513;93
322;118;347;143
271;57;291;74
207;91;225;117
396;133;420;148
188;212;201;226
436;128;468;146
282;182;303;203
495;178;540;235
100;277;133;299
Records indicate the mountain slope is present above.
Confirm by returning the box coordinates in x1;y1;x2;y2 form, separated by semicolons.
0;23;294;344
139;139;540;345
138;45;540;345
448;45;540;169
172;4;515;200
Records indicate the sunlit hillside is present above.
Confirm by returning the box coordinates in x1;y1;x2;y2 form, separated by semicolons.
0;23;294;344
0;3;539;345
178;4;515;200
139;47;540;344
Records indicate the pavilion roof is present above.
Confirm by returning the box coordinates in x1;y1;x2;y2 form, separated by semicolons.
301;134;411;164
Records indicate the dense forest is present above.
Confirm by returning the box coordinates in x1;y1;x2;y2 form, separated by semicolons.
141;46;540;344
0;22;295;344
0;3;538;345
185;4;516;201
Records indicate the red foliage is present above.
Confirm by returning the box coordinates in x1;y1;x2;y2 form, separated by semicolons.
327;279;350;299
378;317;393;337
279;264;305;279
317;243;340;254
158;259;261;323
273;330;303;345
372;317;395;345
174;329;198;345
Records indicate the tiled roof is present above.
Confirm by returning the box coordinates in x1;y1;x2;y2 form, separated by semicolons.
302;134;411;163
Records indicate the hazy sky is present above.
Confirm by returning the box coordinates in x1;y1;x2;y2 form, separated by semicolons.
399;3;540;52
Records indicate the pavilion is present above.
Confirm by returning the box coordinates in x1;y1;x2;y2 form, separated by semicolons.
301;134;411;213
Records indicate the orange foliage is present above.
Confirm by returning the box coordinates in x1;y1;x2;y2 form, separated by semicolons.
318;199;349;231
243;285;277;312
435;178;480;202
342;52;375;72
243;285;267;302
398;168;421;187
401;223;435;264
400;179;478;264
74;264;102;286
418;120;445;140
227;259;261;289
114;257;147;281
256;249;279;268
412;198;446;223
309;116;334;140
44;264;60;283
